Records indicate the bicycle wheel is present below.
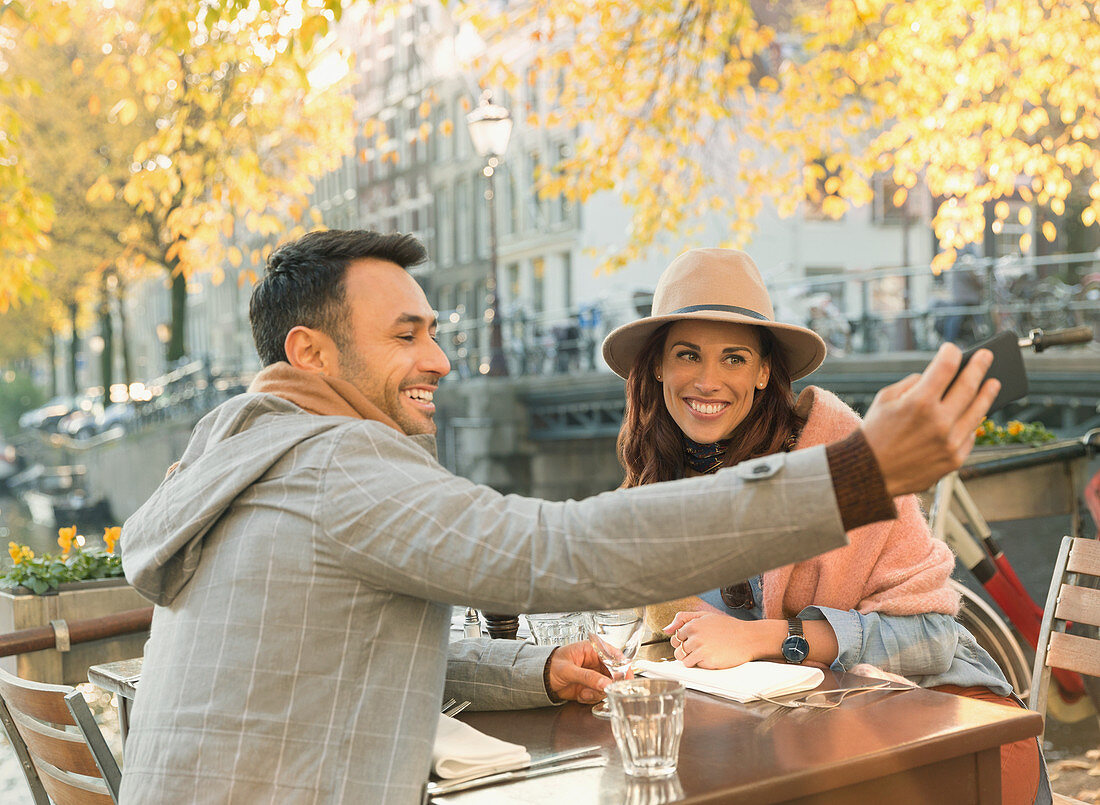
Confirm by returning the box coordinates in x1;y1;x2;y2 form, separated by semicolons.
953;581;1032;698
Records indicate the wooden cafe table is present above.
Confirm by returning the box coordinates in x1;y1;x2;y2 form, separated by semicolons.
90;647;1041;803
438;646;1042;804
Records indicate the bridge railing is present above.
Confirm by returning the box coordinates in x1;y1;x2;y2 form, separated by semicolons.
434;251;1100;377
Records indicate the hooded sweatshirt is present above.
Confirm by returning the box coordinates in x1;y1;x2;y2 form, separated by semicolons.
118;364;850;804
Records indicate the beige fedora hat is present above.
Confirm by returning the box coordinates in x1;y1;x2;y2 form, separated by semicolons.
602;248;827;380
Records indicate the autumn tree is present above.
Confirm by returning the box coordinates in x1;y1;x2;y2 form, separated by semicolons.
4;5;151;393
2;0;352;365
83;0;353;363
467;0;1100;273
0;0;55;311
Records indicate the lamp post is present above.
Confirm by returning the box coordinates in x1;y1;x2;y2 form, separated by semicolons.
466;92;517;638
466;90;513;377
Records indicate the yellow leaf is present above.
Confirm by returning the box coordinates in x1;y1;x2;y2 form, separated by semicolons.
71;58;84;76
1019;232;1032;253
1042;221;1056;242
227;246;243;267
88;94;101;115
114;98;138;125
891;187;907;208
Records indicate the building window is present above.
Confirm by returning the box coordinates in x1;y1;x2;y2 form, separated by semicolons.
455;177;471;263
436;186;453;267
873;174;916;225
532;256;546;315
560;251;572;311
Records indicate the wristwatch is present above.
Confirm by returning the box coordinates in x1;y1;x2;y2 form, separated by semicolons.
781;618;810;664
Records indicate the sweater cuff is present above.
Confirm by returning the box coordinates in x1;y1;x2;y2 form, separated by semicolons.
825;430;897;530
544;648;564;705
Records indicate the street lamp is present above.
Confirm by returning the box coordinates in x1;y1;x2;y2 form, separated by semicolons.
466;90;513;377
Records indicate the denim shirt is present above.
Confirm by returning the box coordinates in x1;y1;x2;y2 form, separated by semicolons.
699;575;1012;695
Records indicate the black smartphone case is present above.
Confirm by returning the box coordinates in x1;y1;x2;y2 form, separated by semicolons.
957;331;1028;413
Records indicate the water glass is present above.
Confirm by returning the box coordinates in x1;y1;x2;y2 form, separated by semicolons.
525;612;587;646
607;678;685;778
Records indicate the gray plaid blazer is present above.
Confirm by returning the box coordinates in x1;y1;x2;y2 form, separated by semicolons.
119;393;846;803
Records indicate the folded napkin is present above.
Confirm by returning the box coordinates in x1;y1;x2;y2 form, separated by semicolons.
634;659;824;703
432;714;531;780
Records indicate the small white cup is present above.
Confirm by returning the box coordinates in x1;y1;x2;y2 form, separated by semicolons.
607;678;686;778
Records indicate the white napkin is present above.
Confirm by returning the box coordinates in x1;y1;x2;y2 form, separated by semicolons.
432;714;531;780
634;659;824;703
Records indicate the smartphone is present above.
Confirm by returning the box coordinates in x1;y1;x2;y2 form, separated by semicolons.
949;331;1028;413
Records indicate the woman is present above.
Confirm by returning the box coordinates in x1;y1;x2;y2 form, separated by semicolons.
601;248;1047;805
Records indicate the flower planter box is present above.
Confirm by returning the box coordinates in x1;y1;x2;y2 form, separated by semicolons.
0;578;149;685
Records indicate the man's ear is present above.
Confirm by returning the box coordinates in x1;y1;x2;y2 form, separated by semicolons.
284;326;339;374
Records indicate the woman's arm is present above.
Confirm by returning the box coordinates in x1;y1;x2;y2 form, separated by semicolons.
664;611;840;669
664;607;959;674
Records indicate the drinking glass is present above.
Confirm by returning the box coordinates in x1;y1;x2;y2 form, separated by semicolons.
525;612;587;646
608;678;686;778
586;608;646;718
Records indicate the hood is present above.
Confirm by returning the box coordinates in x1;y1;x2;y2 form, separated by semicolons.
123;364;439;606
121;393;355;605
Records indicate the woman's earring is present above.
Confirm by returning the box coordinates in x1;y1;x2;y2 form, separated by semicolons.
656;374;662;382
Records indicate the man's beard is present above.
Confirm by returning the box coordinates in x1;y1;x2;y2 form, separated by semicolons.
337;345;436;436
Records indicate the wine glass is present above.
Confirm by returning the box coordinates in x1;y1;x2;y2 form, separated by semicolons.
586;608;646;719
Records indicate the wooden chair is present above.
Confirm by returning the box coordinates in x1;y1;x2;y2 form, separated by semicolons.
1029;536;1100;805
0;667;120;804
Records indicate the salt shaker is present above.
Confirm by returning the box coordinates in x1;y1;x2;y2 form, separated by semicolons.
463;607;482;639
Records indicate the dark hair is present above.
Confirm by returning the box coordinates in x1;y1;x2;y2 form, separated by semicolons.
617;324;806;488
249;229;428;366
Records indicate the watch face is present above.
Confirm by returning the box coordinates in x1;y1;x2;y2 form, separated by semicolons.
781;634;810;664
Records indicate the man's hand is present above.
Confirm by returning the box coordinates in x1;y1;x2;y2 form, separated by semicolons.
546;641;611;704
862;343;1000;497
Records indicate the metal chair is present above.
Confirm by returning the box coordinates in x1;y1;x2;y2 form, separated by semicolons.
0;666;120;804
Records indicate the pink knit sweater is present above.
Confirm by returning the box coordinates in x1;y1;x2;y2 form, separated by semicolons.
761;386;960;619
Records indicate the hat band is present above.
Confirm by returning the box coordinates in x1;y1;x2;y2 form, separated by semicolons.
668;304;769;321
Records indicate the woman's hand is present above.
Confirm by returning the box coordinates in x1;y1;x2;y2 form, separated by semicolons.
663;611;765;669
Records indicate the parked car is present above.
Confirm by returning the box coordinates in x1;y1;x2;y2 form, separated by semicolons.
18;395;77;434
93;401;136;435
0;438;23;490
57;390;105;440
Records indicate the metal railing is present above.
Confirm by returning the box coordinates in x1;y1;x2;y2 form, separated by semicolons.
435;252;1100;377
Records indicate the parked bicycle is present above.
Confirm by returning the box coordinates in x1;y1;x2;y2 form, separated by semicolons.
926;325;1100;723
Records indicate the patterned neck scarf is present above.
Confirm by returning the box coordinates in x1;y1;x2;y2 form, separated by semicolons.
682;434;732;474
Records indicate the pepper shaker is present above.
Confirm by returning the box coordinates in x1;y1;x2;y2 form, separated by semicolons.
463;607;482;639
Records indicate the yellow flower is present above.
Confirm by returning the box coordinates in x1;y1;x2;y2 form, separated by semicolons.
57;525;77;557
1007;421;1024;436
22;547;33;562
975;424;986;437
103;527;121;554
8;541;21;564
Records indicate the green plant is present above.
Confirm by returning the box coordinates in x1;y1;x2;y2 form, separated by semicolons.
974;418;1057;446
2;526;122;594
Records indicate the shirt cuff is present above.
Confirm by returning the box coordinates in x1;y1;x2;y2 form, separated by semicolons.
824;430;897;531
800;605;860;671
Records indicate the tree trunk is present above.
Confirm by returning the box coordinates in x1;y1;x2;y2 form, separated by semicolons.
47;329;58;398
167;262;186;364
99;274;114;392
115;275;133;387
67;300;79;396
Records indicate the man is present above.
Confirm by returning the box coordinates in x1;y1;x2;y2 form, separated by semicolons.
119;230;998;803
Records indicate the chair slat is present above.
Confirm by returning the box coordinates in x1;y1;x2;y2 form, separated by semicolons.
1046;631;1100;678
34;758;113;805
1066;539;1100;577
1053;584;1100;629
11;710;104;778
0;674;77;726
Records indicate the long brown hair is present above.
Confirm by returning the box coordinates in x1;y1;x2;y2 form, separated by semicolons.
617;323;807;488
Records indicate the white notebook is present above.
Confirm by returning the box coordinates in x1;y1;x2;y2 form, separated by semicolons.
634;659;824;703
